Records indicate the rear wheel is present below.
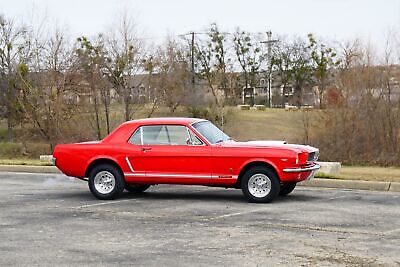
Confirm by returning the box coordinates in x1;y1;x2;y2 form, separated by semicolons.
88;164;124;200
125;184;150;193
241;166;280;203
279;182;297;196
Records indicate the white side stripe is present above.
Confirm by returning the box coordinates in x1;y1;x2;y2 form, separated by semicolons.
125;156;135;172
124;173;145;177
124;172;237;179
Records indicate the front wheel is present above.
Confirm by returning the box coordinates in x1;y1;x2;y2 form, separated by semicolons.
279;182;297;196
241;166;280;203
88;164;125;200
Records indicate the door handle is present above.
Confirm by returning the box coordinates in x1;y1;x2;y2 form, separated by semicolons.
141;147;152;152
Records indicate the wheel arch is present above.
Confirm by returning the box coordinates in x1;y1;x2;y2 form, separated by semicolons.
236;160;281;187
85;157;123;178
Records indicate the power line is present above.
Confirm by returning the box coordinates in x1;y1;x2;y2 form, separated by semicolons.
134;30;270;41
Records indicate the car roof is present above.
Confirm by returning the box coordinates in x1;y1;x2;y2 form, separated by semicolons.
102;117;209;144
122;117;207;126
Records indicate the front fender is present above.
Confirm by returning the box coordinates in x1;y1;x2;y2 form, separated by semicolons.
238;158;283;180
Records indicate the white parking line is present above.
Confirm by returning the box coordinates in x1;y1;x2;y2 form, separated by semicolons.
0;171;64;176
72;199;138;209
204;208;269;221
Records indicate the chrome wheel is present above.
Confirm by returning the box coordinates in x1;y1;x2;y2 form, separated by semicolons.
94;171;116;194
248;173;271;198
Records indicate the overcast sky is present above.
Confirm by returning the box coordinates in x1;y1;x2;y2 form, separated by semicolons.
1;0;400;50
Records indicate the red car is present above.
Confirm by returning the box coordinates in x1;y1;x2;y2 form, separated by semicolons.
53;117;320;203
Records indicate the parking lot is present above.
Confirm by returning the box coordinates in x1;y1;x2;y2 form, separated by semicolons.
0;172;399;266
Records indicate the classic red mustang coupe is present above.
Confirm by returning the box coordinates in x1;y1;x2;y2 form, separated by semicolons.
53;117;320;203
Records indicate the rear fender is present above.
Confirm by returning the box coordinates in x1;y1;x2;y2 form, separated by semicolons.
85;155;123;178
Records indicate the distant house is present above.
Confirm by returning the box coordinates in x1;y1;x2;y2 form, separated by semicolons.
241;75;318;107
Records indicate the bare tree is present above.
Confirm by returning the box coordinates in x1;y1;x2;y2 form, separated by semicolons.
289;39;313;107
0;16;28;141
154;39;191;113
104;13;144;121
233;29;263;90
15;26;78;150
271;39;294;107
307;34;340;108
194;34;220;105
76;36;106;139
313;39;400;165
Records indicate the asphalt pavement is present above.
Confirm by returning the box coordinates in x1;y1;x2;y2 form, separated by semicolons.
0;172;399;266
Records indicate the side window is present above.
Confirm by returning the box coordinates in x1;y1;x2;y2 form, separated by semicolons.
142;126;169;145
128;125;203;146
128;127;142;145
167;125;189;145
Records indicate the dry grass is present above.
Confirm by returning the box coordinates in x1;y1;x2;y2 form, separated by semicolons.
224;108;306;143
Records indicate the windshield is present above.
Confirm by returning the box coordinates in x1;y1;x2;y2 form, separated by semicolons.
192;121;231;144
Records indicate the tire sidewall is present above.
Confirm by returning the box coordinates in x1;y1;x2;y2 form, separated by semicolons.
279;182;297;196
88;164;125;200
125;184;151;193
241;166;280;203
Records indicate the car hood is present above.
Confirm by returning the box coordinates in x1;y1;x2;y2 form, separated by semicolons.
217;140;318;153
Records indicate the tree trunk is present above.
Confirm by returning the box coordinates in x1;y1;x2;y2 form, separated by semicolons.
6;80;15;142
93;95;101;140
124;92;130;121
102;89;110;134
7;117;13;142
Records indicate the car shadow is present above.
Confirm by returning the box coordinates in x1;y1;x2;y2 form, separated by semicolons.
119;188;324;203
45;187;325;203
122;189;246;203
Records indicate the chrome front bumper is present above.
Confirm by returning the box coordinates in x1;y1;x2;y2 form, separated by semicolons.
283;164;320;180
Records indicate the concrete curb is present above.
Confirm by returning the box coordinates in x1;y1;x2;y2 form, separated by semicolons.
0;165;399;193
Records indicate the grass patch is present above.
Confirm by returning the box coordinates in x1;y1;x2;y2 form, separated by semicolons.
223;108;306;143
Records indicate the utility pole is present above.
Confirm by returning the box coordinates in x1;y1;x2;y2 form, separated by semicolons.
261;31;278;108
190;31;195;85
